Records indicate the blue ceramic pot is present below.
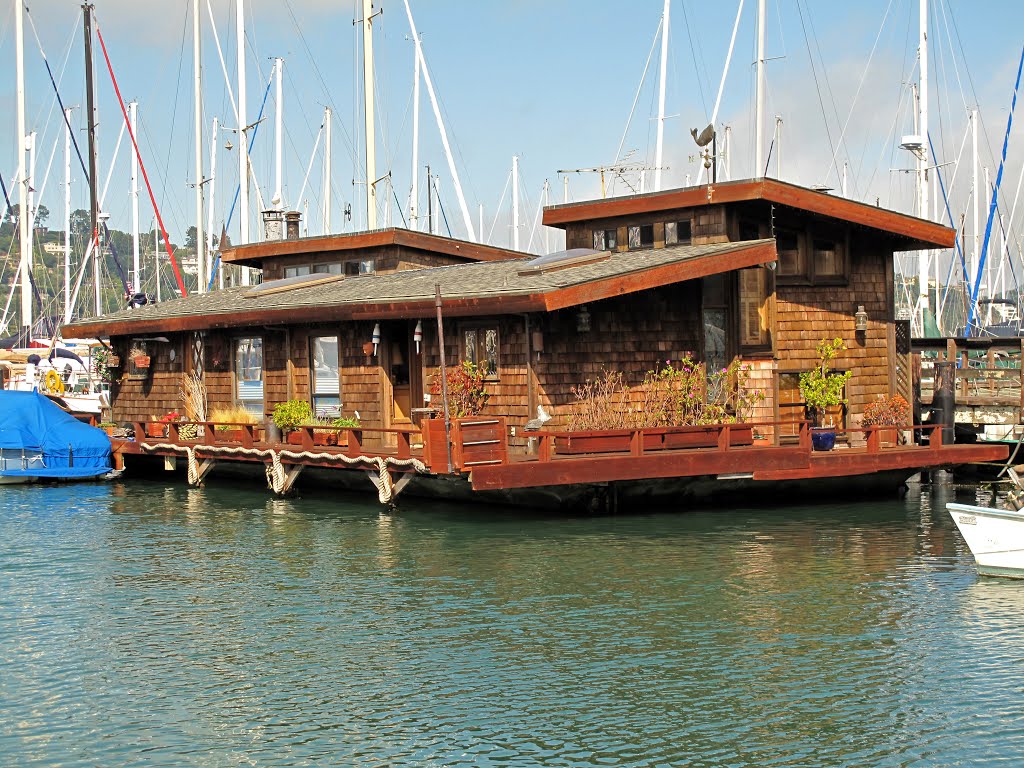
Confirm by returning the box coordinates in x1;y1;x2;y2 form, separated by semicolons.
811;428;836;451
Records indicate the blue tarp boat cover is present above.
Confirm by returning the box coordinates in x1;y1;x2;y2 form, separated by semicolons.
0;390;111;478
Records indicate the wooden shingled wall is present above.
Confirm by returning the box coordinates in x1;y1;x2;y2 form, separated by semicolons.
774;232;893;422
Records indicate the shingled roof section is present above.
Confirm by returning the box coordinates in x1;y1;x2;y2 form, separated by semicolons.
65;239;777;337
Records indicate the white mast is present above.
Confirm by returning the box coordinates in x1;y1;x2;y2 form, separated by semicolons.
273;56;283;209
775;115;782;178
236;0;250;285
206;116;218;288
194;0;206;293
130;101;141;294
16;0;31;333
410;34;421;231
543;179;550;254
755;0;767;177
972;109;979;295
27;132;36;321
512;155;520;251
917;0;930;326
362;0;377;230
323;106;332;234
402;0;476;241
64;108;72;321
724;124;732;180
654;0;670;192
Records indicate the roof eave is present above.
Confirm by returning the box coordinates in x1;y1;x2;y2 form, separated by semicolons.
542;177;955;249
65;240;778;338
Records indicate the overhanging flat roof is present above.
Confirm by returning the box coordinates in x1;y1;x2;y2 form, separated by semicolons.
66;239;776;337
220;227;528;267
543;177;956;250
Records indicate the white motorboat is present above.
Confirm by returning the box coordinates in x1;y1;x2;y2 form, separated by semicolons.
947;501;1024;578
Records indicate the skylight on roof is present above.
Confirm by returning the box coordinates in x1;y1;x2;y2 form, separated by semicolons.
244;272;343;298
518;248;609;276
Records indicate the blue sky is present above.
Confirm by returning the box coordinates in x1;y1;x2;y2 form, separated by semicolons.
2;0;1022;258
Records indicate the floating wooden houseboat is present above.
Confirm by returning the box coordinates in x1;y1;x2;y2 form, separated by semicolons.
65;178;1006;511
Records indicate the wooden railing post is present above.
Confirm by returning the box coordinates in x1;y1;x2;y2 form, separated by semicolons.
866;426;880;453
716;424;730;450
538;434;552;463
630;429;644;456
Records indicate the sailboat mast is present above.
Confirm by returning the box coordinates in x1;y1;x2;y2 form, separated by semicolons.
237;0;250;284
16;0;30;333
207;116;218;287
130;101;140;294
194;0;206;293
512;156;520;251
362;0;377;230
917;0;930;329
755;0;766;177
654;0;670;192
64;108;72;321
323;107;332;234
273;56;283;209
410;35;420;231
83;3;101;316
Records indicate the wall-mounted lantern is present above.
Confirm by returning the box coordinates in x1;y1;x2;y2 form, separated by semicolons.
371;323;381;356
855;305;868;333
413;320;423;354
576;305;591;333
531;329;544;361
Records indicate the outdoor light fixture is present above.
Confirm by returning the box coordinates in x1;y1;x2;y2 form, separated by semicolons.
855;305;868;333
576;306;591;333
371;323;381;356
414;320;423;354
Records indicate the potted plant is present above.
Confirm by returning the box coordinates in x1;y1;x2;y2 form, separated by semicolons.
798;338;852;451
209;404;261;442
178;372;207;441
97;421;118;437
274;399;314;442
861;393;910;446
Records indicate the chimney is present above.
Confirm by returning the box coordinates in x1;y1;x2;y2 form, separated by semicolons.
262;209;284;241
285;210;302;240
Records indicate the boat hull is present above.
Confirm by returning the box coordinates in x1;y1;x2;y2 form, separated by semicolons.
947;502;1024;578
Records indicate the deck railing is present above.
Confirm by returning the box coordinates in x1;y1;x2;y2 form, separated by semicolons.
128;417;947;474
914;338;1024;409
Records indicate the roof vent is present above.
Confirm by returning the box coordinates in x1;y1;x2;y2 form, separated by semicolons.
518;248;609;276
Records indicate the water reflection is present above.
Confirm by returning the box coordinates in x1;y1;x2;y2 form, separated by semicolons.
2;477;1024;766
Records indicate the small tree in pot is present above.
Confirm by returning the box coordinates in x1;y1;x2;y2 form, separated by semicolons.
799;338;852;449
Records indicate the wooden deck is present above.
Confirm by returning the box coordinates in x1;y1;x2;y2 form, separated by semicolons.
111;418;1009;506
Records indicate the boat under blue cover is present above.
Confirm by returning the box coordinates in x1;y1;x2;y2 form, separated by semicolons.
0;390;111;480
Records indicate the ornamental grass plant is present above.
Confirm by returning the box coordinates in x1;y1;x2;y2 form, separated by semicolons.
567;357;765;431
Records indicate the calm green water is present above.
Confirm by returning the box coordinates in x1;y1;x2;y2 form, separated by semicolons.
2;478;1023;767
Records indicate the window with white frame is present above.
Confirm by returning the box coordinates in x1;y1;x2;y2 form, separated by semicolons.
310;335;341;417
234;337;264;416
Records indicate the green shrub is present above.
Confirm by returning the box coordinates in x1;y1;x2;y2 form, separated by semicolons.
331;416;361;429
272;399;313;433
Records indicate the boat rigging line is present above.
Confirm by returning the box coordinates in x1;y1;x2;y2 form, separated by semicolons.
93;15;188;298
966;46;1024;334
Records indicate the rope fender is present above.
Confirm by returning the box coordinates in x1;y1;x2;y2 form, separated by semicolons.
139;443;428;502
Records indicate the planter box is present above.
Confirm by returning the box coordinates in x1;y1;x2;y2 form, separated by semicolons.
287;431;341;447
145;423;167;438
215;427;262;443
556;425;755;455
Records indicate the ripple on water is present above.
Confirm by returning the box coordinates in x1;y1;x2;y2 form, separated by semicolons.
2;480;1024;766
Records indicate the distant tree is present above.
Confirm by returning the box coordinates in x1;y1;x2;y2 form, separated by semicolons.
184;225;198;251
34;204;49;227
70;209;90;238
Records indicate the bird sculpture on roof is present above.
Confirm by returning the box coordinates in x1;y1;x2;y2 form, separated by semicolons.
524;404;552;432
